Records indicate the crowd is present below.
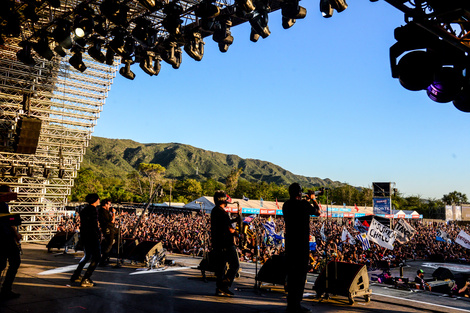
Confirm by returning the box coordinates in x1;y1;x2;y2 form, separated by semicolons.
56;208;470;270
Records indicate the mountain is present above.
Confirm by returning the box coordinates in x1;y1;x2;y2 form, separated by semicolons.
82;136;341;188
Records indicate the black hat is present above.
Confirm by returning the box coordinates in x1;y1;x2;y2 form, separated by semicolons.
85;193;100;204
213;190;228;205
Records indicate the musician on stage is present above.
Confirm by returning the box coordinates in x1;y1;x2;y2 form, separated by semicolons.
98;199;115;266
283;183;321;313
0;185;21;300
210;190;239;296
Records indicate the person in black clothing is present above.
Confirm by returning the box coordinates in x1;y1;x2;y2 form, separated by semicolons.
211;190;240;296
70;193;101;287
283;183;321;313
0;185;21;300
414;269;431;291
98;199;115;266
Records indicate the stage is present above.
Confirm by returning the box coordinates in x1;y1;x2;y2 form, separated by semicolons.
1;243;469;313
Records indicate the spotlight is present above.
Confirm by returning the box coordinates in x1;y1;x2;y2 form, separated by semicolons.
105;47;116;65
235;0;256;15
161;41;182;69
453;84;470;113
16;41;36;65
139;50;157;76
33;36;54;61
109;28;127;56
282;17;296;29
249;9;270;39
213;19;234;52
27;165;35;177
426;67;464;103
153;55;162;76
94;16;108;37
43;167;51;179
100;0;129;27
281;1;307;21
132;18;158;47
329;0;348;13
54;45;67;57
195;1;221;19
162;2;183;37
119;58;135;80
396;51;437;91
69;50;87;72
88;38;106;63
184;31;204;61
53;19;73;49
74;3;95;38
138;0;164;12
250;28;260;42
320;0;333;18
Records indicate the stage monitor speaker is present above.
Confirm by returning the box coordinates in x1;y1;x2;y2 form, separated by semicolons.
46;231;77;251
257;255;287;285
128;241;159;263
432;267;454;280
314;261;371;304
15;116;42;154
373;182;391;197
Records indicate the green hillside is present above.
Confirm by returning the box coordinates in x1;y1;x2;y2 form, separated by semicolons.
82;136;340;188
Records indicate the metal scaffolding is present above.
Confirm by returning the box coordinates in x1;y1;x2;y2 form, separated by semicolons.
0;37;116;241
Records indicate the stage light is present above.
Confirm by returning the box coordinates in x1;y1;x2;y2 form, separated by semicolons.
10;164;18;177
249;9;270;39
235;0;256;14
58;168;65;179
250;28;260;42
69;50;87;72
453;84;470;113
329;0;348;13
23;4;40;23
33;36;54;61
320;0;333;18
426;67;464;103
138;0;164;12
43;167;51;179
73;4;95;38
161;41;182;69
213;19;234;52
132;18;158;47
139;51;157;76
184;31;204;61
109;29;126;56
281;1;307;20
27;165;35;177
88;38;106;63
282;17;296;29
100;0;129;27
54;45;67;57
153;55;162;76
94;16;108;37
53;19;73;49
396;51;437;91
119;58;135;80
195;0;221;18
105;47;116;65
162;2;183;37
16;41;36;65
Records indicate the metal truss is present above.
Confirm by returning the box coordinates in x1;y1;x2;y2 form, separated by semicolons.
385;0;470;53
0;36;117;241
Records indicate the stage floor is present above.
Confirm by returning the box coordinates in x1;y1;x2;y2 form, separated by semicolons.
1;243;469;313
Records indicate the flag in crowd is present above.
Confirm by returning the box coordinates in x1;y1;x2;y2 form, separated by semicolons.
263;216;276;235
356;232;371;251
354;219;368;233
367;218;396;250
260;197;264;207
243;195;249;201
436;229;450;243
394;218;416;244
276;198;280;210
227;194;233;203
243;215;255;224
320;223;326;241
309;235;317;251
354;204;359;212
341;227;356;245
455;230;470;249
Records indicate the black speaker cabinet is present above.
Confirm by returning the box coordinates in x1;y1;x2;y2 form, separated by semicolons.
128;241;159;263
15;116;42;154
257;255;287;286
314;261;372;304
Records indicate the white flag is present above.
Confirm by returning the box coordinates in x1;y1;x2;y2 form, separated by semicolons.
455;230;470;249
341;226;356;245
367;218;396;250
394;219;416;244
320;223;326;241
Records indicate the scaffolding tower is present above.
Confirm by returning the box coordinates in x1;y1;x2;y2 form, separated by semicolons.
0;37;117;241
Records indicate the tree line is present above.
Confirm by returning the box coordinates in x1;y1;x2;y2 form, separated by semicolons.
70;164;467;219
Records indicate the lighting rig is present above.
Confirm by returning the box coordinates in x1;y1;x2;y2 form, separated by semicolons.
384;0;470;112
0;0;349;81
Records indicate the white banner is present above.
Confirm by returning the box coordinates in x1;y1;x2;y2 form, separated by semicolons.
455;230;470;249
341;227;356;245
394;219;416;244
367;218;396;250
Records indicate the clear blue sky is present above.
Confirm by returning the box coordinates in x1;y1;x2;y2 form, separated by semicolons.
94;1;470;200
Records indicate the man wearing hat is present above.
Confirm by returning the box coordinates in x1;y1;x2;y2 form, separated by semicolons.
415;269;431;291
70;193;101;287
210;190;239;296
